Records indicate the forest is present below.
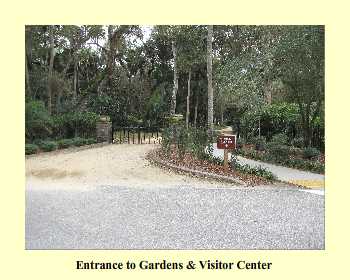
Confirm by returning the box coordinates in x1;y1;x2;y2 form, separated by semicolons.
25;25;324;173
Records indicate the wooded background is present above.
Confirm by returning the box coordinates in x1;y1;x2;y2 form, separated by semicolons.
25;25;324;150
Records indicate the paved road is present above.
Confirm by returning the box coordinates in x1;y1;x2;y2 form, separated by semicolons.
25;144;324;250
211;143;325;191
26;184;324;249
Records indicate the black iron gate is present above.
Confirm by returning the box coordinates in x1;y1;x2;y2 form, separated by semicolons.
112;126;162;144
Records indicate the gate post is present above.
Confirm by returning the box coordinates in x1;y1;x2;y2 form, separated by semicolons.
96;115;112;143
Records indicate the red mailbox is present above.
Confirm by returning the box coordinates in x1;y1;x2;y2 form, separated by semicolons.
217;135;236;150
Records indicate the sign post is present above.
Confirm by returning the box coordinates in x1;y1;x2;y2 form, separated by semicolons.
217;134;236;171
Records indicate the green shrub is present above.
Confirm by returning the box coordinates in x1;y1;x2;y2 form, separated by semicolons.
161;126;211;159
52;111;99;139
160;127;172;154
266;144;290;161
25;100;53;141
291;137;304;148
190;128;211;159
57;139;74;149
25;144;39;155
236;137;245;149
57;137;96;149
302;147;321;160
72;137;87;146
164;114;184;126
251;136;267;151
271;133;289;145
85;138;97;145
309;161;325;173
210;155;223;166
37;140;58;152
177;126;191;157
289;147;303;157
230;160;276;181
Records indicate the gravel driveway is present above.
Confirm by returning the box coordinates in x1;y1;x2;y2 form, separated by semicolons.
25;144;324;249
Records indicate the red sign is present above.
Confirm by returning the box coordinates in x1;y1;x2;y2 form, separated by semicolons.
217;135;236;150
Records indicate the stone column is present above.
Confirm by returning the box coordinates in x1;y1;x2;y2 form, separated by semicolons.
96;116;112;143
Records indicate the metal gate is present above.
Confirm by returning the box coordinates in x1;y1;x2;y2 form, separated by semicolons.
112;126;162;144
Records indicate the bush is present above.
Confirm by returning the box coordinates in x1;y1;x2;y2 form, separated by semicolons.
266;144;290;161
25;100;53;141
190;128;211;159
302;147;321;160
57;139;74;149
177;126;191;157
56;138;96;149
37;140;58;152
52;111;99;139
160;127;172;154
271;133;289;145
161;126;211;159
289;147;303;157
85;138;97;145
210;155;223;166
230;158;276;181
236;137;245;149
291;137;304;148
25;144;39;155
251;136;267;151
72;137;87;147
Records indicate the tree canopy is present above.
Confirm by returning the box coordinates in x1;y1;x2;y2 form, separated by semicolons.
25;25;324;148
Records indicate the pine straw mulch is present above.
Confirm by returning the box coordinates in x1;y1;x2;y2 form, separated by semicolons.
147;148;273;186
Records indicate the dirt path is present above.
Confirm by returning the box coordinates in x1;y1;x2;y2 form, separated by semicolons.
26;144;235;191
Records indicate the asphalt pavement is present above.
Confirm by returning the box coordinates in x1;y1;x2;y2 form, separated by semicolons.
26;184;324;250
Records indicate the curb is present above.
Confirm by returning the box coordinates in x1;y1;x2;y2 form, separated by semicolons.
148;154;247;186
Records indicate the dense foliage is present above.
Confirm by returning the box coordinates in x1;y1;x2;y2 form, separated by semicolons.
161;125;275;180
25;137;97;155
26;25;324;161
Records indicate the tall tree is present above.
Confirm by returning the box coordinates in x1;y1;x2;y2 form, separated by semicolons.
207;25;214;132
177;26;206;128
47;25;56;115
171;40;178;115
94;25;142;96
25;26;33;97
273;26;324;147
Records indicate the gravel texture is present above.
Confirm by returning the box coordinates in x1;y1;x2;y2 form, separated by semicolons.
26;185;324;250
25;144;324;250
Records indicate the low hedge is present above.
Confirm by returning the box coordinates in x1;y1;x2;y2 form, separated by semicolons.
71;137;86;147
37;140;58;152
57;138;74;149
205;153;275;181
25;144;39;155
237;148;324;174
302;147;321;160
230;156;276;181
26;137;98;155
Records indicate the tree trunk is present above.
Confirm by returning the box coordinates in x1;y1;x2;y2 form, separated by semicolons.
170;40;178;115
303;121;312;147
207;25;214;133
73;58;78;100
194;94;198;128
25;26;32;97
186;70;191;128
25;55;32;97
47;25;55;115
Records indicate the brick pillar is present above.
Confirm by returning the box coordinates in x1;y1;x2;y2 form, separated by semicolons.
96;116;112;143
